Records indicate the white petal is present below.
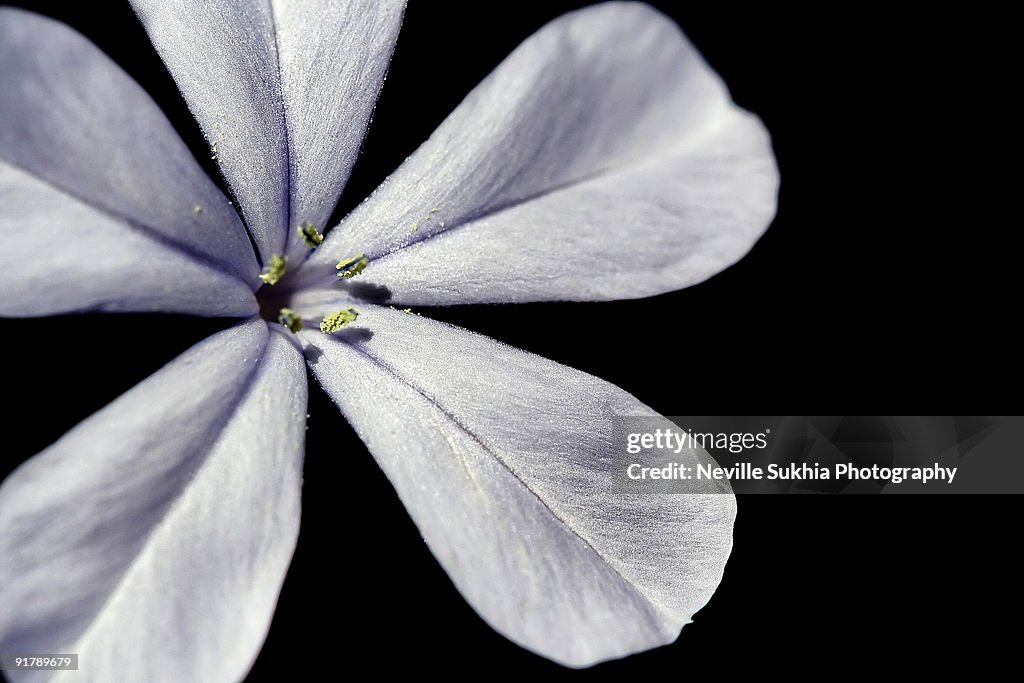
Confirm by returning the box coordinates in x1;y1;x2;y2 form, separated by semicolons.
129;0;405;262
0;9;258;285
0;319;308;683
0;162;257;317
301;306;735;667
302;3;777;303
273;1;405;261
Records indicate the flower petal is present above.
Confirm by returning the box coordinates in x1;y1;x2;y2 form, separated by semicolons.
129;0;405;262
303;3;777;303
273;1;406;261
0;9;258;286
0;319;307;682
301;306;735;667
0;162;257;317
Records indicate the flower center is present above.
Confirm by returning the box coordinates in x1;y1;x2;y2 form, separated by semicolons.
255;223;366;335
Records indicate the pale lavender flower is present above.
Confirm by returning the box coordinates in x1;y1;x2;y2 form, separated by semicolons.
0;1;777;679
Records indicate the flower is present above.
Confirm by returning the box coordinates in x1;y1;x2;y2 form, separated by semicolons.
0;1;777;679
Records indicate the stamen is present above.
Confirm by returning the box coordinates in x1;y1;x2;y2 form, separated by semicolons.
298;222;324;249
277;308;303;333
336;253;369;279
320;307;360;333
259;254;287;286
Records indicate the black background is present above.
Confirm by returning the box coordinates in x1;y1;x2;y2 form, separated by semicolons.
1;1;1015;678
